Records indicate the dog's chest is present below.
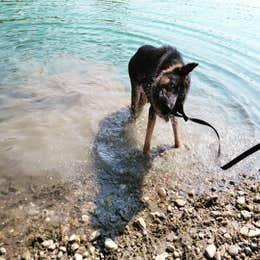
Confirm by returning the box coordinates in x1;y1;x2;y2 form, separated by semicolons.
142;82;152;101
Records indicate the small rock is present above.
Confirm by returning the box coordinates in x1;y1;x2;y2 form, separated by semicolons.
166;231;178;242
89;230;101;242
223;233;232;240
166;245;175;252
21;249;31;260
59;246;67;253
237;196;245;205
74;253;83;260
57;251;63;259
240;224;260;237
88;245;96;255
150;211;166;219
228;245;239;256
188;190;194;196
253;194;260;203
0;248;6;256
135;217;146;231
69;234;80;243
205;244;216;259
167;205;173;213
175;198;186;207
104;238;118;250
158;187;167;199
81;215;90;223
198;232;205;239
241;210;251;220
42;240;55;250
155;252;169;260
173;251;180;258
244;246;252;256
71;243;80;252
83;251;89;258
215;251;221;260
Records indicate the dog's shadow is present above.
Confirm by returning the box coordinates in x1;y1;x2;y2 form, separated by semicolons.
91;107;167;238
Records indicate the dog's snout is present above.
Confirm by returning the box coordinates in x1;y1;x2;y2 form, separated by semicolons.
167;93;177;110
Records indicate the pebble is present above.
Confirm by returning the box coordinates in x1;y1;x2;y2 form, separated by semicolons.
81;215;90;223
173;251;180;258
69;234;80;243
228;245;239;256
0;248;6;256
166;245;175;252
205;244;216;259
244;246;252;256
83;251;89;258
89;230;101;242
237;196;245;205
158;187;167;199
215;251;221;260
150;212;166;219
42;240;55;250
21;249;31;260
135;217;146;231
241;210;251;220
59;246;67;253
175;198;186;207
74;253;83;260
166;232;178;242
155;252;169;260
240;224;260;237
57;251;63;258
104;238;118;250
71;243;80;252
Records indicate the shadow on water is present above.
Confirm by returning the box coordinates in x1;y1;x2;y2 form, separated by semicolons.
91;106;165;238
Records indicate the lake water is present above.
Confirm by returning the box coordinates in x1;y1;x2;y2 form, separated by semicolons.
0;0;259;188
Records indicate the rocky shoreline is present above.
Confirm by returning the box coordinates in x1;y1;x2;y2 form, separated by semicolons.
0;173;259;259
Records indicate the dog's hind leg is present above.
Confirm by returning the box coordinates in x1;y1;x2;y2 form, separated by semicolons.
171;117;181;148
143;106;156;155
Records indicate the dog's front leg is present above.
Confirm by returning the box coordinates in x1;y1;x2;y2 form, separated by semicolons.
171;117;181;148
143;106;156;155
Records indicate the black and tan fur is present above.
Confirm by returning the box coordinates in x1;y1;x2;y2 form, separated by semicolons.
128;45;198;154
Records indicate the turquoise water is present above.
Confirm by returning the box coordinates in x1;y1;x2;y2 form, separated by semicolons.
0;0;259;181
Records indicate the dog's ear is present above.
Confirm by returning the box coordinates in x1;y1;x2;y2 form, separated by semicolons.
179;63;198;75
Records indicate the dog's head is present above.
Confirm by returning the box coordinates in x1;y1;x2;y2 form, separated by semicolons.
151;62;198;119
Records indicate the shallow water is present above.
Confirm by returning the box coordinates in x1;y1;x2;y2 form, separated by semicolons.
0;0;259;190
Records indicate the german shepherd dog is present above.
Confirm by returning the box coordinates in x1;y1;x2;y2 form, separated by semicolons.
128;45;198;154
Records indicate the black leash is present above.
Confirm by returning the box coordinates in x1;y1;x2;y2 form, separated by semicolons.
221;143;260;170
174;104;259;170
